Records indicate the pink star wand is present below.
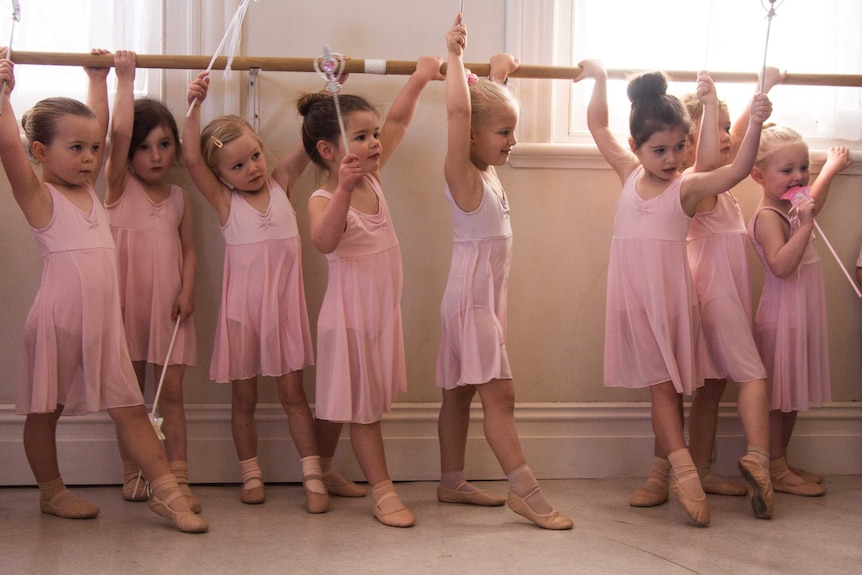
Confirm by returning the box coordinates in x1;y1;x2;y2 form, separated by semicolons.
781;186;862;298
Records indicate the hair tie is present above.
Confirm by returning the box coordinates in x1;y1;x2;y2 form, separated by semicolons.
210;135;224;149
465;69;479;86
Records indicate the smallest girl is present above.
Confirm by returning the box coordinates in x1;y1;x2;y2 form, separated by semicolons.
748;129;851;496
105;51;199;511
184;72;327;513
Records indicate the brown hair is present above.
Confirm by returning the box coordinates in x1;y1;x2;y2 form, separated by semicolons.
297;92;378;168
627;71;690;149
129;98;181;161
21;97;96;160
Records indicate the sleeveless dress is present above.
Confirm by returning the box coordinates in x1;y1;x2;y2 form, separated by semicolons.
436;178;513;389
106;178;196;367
604;166;701;394
687;192;765;383
311;175;406;424
209;178;313;382
748;206;829;412
17;184;143;416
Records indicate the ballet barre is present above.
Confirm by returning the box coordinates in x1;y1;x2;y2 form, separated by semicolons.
8;51;862;87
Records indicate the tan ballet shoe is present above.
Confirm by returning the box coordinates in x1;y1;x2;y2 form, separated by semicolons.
790;466;823;484
700;472;747;497
738;454;773;519
437;484;506;507
372;491;415;528
170;461;201;513
322;470;367;497
148;491;208;533
506;489;573;530
303;474;330;514
122;460;149;502
629;486;668;507
241;483;265;505
670;476;710;526
771;475;826;497
40;490;100;519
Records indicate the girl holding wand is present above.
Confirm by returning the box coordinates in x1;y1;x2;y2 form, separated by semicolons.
435;16;573;530
184;72;328;513
300;55;443;528
105;51;200;510
0;50;206;533
574;60;771;525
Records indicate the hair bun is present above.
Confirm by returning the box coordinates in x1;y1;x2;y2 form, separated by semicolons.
627;71;668;103
297;92;330;116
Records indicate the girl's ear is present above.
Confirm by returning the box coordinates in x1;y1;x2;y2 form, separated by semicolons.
628;137;637;154
31;141;47;162
750;165;765;185
316;139;336;162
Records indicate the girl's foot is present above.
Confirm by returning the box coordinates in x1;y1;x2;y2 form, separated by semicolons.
371;480;414;528
437;482;506;507
322;469;367;497
122;459;149;502
148;478;208;534
506;488;573;530
39;477;100;519
170;460;201;513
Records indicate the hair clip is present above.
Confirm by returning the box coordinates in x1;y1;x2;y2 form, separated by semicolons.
210;135;224;148
465;69;479;86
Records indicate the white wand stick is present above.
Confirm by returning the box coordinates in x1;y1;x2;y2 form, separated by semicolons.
0;0;21;115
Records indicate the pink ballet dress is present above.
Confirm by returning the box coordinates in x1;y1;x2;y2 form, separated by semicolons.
748;206;829;412
106;177;196;367
437;178;512;389
209;178;313;382
311;175;406;424
687;192;765;383
17;184;143;416
604;166;701;394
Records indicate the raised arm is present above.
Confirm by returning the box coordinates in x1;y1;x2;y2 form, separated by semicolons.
182;72;232;225
730;66;784;160
0;53;50;228
377;54;444;173
307;154;363;254
105;50;136;204
444;15;483;212
808;145;851;216
691;72;720;173
270;141;310;199
574;59;637;183
84;48;111;185
681;92;772;214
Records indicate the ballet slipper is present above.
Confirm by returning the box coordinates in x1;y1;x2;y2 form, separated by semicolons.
322;469;367;497
629;486;668;507
241;481;266;505
699;471;748;497
122;460;149;502
790;465;823;484
40;489;100;519
372;492;415;528
738;454;773;519
506;488;573;530
437;483;506;507
669;476;710;526
170;461;201;514
771;457;826;497
148;490;208;533
303;474;330;514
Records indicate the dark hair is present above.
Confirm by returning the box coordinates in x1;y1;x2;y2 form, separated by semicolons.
21;97;95;159
129;98;181;161
297;92;378;168
627;71;690;149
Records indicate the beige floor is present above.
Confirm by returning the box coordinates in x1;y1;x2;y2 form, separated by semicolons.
1;476;860;574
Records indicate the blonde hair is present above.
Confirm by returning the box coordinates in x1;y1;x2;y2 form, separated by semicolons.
199;115;261;174
21;97;96;160
680;92;728;132
469;79;519;126
755;124;806;168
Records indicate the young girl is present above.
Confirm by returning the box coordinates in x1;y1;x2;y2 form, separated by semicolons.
631;73;783;520
574;60;771;526
105;51;199;511
748;128;851;496
0;51;206;533
184;72;327;513
300;56;443;528
435;17;572;531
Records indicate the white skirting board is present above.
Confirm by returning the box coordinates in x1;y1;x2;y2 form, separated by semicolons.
1;402;860;486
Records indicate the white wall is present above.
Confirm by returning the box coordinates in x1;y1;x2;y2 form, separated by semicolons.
0;1;860;485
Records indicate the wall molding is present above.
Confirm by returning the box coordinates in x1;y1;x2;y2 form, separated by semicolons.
1;402;859;486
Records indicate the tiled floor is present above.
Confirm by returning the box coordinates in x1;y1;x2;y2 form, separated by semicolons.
1;476;860;574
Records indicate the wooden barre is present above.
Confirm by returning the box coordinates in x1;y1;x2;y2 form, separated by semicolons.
8;51;862;87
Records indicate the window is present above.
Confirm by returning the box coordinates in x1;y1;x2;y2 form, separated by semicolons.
0;0;162;115
508;0;862;151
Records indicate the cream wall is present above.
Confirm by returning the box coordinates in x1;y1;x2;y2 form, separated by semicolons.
0;1;860;483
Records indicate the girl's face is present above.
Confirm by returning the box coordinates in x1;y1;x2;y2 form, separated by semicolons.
216;129;267;192
36;115;103;186
341;110;382;173
633;126;688;181
470;104;518;169
753;142;810;200
130;124;177;184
